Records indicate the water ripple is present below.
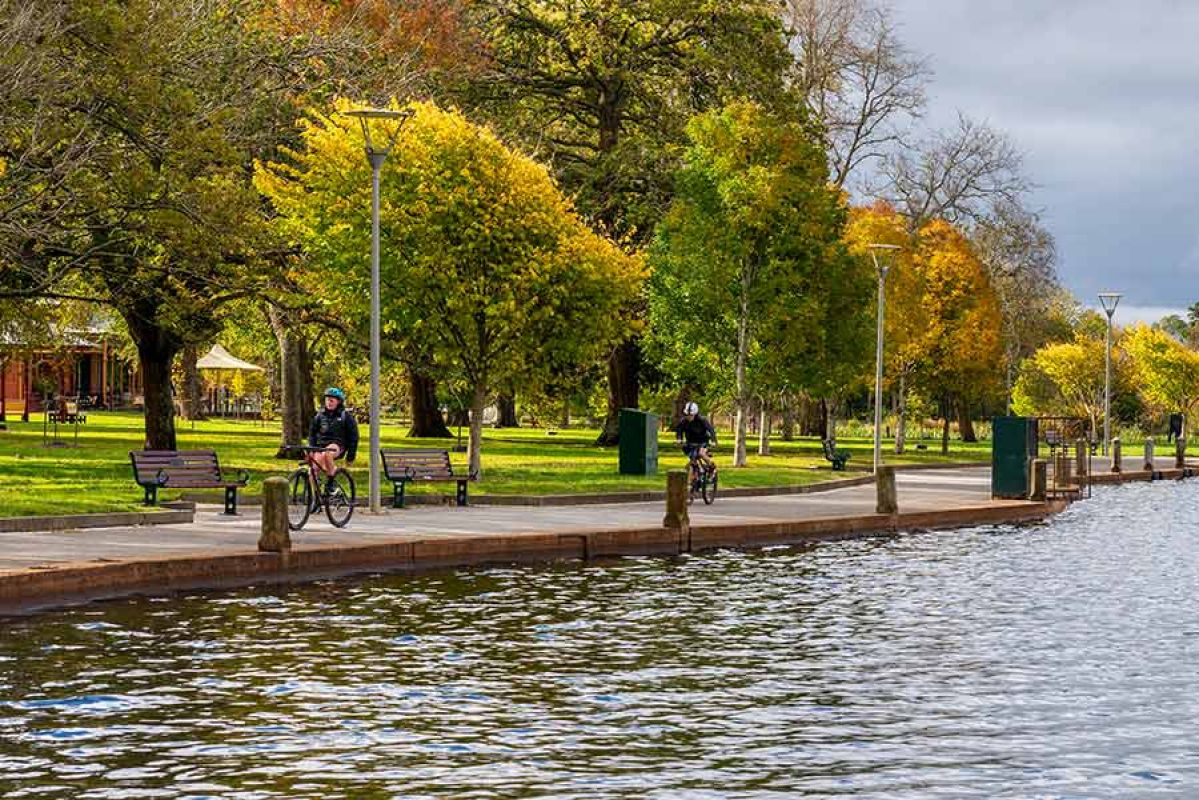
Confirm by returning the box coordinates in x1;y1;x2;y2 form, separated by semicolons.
2;481;1199;797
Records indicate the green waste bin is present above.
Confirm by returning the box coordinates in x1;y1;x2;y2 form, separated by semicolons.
992;416;1038;498
619;408;659;475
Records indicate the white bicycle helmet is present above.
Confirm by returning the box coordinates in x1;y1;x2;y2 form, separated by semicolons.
683;401;699;415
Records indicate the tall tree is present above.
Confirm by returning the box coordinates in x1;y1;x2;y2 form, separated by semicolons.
1011;337;1109;435
910;219;1004;449
1123;324;1199;438
784;0;929;189
648;101;864;467
876;113;1030;229
0;0;291;448
257;100;644;476
971;199;1063;411
462;0;795;444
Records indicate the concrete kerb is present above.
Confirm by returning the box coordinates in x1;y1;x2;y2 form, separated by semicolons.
0;499;1063;616
0;505;194;534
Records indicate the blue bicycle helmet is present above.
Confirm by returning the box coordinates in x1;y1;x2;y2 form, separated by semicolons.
324;387;346;402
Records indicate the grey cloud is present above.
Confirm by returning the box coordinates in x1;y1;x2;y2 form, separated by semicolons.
888;0;1199;308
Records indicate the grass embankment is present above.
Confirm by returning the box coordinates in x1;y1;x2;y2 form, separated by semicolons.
0;412;989;517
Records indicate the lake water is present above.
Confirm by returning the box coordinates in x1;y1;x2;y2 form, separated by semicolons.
3;481;1198;798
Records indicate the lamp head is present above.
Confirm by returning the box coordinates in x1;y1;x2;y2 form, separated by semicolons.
1098;292;1122;317
867;243;902;274
344;107;414;159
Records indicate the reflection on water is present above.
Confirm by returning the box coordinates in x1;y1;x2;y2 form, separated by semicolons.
3;481;1199;798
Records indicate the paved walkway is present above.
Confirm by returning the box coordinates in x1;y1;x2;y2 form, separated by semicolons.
0;467;999;572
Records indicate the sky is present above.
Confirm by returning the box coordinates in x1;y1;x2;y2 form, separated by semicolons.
888;0;1199;326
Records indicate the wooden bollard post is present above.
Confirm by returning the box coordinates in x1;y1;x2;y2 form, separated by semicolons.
1176;436;1187;469
1029;459;1047;501
1075;439;1088;481
258;476;291;552
1111;437;1122;473
876;465;897;514
663;470;690;532
1144;437;1155;472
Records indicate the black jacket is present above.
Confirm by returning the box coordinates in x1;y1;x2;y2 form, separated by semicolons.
673;414;716;446
309;406;359;461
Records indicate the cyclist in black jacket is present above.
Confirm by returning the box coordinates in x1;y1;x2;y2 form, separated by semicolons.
674;401;717;460
308;387;359;487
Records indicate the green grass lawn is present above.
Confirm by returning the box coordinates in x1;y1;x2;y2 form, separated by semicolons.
0;411;990;517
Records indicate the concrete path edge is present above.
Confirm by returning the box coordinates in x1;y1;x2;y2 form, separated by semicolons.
0;506;194;534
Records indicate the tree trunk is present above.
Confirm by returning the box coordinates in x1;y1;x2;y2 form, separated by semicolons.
957;396;977;442
560;398;570;428
468;384;487;480
136;338;179;451
596;339;640;446
781;393;794;441
495;393;518;428
177;345;206;421
758;398;771;455
267;306;315;457
408;370;451;438
895;372;907;454
732;279;751;467
941;396;951;455
824;398;836;440
800;395;825;437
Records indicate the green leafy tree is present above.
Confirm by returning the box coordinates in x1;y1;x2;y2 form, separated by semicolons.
257;100;644;476
1123;324;1199;437
648;101;865;467
461;0;796;444
1011;338;1108;433
909;219;1005;448
0;0;452;449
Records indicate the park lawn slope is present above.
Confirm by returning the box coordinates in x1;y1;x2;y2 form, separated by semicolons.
0;412;989;517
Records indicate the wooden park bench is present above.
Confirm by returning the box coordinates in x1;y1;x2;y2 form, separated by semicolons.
129;449;249;515
381;448;476;508
821;438;851;471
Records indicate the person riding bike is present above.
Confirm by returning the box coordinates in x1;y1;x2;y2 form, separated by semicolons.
674;401;717;470
308;388;359;491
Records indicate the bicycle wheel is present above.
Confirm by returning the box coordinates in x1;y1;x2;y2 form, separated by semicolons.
324;467;356;528
701;465;718;505
287;469;312;531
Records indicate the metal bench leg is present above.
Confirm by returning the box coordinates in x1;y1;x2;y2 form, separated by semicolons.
456;480;468;507
144;485;157;506
394;481;406;509
224;487;237;515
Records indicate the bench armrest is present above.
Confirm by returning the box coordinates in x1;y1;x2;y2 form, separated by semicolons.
154;468;170;486
222;468;250;485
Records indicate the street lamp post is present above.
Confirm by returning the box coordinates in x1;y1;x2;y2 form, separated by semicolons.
869;244;901;474
345;107;412;513
1098;292;1122;457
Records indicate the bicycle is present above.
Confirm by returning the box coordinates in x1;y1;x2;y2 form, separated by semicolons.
284;445;356;530
685;444;718;505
